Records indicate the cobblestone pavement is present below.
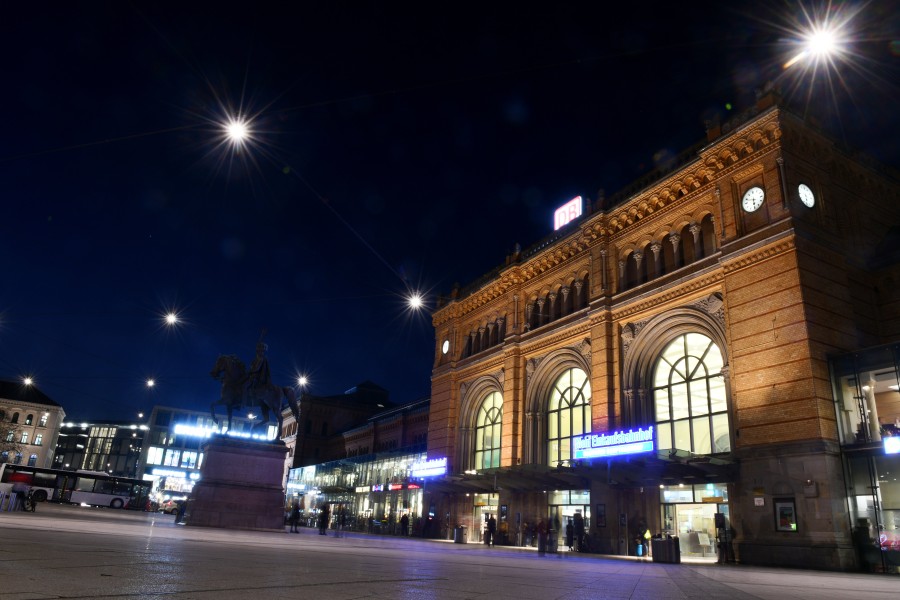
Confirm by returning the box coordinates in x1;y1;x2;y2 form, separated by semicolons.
0;504;896;599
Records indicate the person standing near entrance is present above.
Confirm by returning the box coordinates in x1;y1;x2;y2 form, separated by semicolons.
565;519;574;550
486;514;497;547
536;518;549;556
288;502;301;533
400;513;409;536
573;511;585;552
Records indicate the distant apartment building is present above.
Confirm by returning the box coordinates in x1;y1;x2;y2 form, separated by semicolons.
0;380;66;468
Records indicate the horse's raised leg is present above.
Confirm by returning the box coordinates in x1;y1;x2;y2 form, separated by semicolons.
210;401;220;427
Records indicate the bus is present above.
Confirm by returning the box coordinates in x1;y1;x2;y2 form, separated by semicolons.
0;464;152;509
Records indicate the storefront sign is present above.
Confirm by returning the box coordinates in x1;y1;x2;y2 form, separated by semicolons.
553;196;582;230
572;426;655;458
885;437;900;455
410;457;447;477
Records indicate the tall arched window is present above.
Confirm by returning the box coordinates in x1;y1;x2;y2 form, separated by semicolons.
653;333;729;454
547;368;591;466
474;392;502;469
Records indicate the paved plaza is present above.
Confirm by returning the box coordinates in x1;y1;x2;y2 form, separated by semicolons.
0;503;896;600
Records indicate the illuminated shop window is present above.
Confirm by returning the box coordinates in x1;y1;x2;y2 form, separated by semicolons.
653;333;729;454
547;368;592;466
474;391;503;469
146;446;164;465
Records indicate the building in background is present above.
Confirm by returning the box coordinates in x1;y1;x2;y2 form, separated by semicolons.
426;93;900;571
54;419;147;478
285;398;430;533
137;405;274;501
281;381;395;481
0;380;66;468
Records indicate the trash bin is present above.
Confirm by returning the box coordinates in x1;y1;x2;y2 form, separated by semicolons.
453;526;468;544
651;536;680;563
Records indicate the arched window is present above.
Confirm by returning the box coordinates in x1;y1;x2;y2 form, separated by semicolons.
653;333;729;454
25;414;34;426
27;454;37;467
11;412;19;424
474;392;503;469
547;368;591;466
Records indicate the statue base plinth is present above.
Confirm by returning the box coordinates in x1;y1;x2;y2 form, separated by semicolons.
184;435;287;532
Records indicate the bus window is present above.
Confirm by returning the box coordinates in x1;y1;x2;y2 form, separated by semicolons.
75;477;96;492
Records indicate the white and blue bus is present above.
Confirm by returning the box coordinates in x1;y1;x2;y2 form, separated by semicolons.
0;463;152;509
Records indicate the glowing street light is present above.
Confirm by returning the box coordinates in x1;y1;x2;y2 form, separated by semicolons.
223;115;252;149
296;375;309;388
146;379;156;388
22;377;33;386
407;292;424;311
784;24;845;68
165;312;179;326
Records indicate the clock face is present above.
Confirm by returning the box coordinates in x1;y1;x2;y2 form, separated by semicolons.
798;183;815;208
741;186;765;212
441;339;450;355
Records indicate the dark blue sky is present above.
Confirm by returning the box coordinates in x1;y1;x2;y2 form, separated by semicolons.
1;2;897;421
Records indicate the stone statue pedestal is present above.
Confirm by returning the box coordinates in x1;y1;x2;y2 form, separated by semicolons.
185;435;287;532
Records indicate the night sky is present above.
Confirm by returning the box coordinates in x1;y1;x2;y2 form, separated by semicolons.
2;2;898;421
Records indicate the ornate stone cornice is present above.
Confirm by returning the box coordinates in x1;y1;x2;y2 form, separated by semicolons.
520;320;593;357
721;238;796;275
612;271;724;321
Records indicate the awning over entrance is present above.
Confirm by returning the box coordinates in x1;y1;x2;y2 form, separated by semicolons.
421;451;736;494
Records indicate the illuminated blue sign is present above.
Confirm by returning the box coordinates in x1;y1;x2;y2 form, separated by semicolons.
885;437;900;455
411;457;447;478
572;427;655;459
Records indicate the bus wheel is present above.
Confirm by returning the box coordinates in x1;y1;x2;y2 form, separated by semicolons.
32;490;48;502
110;498;124;509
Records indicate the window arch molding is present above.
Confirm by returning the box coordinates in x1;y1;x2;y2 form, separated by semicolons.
456;376;503;473
523;347;591;465
620;303;728;428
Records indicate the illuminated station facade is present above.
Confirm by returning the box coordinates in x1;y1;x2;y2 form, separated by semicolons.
424;94;900;571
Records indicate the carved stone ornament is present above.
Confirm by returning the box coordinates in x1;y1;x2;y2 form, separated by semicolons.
621;320;648;359
495;369;505;387
578;338;591;363
525;356;544;386
694;292;726;331
459;381;469;399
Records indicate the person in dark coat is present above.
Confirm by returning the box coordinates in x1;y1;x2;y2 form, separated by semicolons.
486;514;497;547
565;519;575;550
289;502;301;533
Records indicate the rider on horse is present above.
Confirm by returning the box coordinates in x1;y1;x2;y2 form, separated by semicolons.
247;340;271;401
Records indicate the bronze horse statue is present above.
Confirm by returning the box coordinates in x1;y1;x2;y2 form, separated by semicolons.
210;354;300;435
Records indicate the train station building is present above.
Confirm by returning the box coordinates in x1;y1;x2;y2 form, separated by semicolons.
423;93;900;571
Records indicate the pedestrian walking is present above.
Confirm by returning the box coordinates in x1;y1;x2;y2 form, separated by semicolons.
565;519;574;550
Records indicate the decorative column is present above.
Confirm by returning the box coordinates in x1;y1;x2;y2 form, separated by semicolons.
573;281;583;310
633;250;644;285
536;298;546;328
524;301;533;332
600;249;608;293
560;286;570;317
622;389;634;426
650;241;662;278
689;222;702;259
618;259;626;292
668;232;682;269
548;292;557;323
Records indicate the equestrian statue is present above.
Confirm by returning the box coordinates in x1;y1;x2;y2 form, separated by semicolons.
210;334;301;435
